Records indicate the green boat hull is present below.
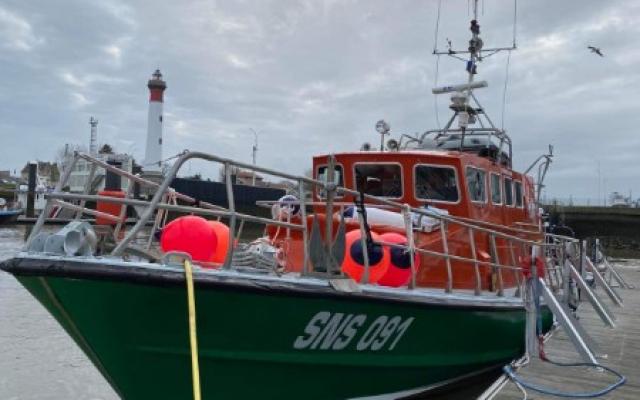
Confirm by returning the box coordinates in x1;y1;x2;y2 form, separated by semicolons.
3;256;552;399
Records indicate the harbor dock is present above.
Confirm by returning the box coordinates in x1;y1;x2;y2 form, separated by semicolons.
492;261;639;399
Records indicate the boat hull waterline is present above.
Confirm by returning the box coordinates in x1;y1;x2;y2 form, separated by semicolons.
1;256;552;399
0;208;23;224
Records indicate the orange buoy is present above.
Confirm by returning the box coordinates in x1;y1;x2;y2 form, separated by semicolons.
207;220;230;264
161;216;217;262
378;232;420;287
342;230;389;283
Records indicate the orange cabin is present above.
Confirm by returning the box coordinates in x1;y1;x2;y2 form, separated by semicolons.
267;149;542;291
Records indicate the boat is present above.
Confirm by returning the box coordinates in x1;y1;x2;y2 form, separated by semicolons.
1;3;573;399
609;191;632;208
0;198;23;224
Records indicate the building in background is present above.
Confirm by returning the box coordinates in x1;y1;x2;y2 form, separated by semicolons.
67;151;135;193
20;161;59;188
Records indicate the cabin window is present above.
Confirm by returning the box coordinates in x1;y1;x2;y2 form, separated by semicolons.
504;177;513;206
465;167;487;203
514;181;523;207
414;165;459;202
316;165;344;198
490;173;502;205
354;163;403;198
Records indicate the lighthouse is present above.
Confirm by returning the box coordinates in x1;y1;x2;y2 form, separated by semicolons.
144;69;166;173
89;117;98;155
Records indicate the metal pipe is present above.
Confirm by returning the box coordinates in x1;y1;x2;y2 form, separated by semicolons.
223;162;237;270
147;192;168;250
47;193;301;230
325;156;336;274
585;257;623;307
260;199;562;241
538;276;598;364
357;215;371;284
51;199;121;222
508;240;521;296
402;206;417;290
75;163;97;220
235;220;245;243
77;152;226;212
112;152;202;256
468;227;481;295
43;151;565;291
298;179;310;275
53;190;539;277
113;179;135;239
433;46;517;56
524;246;538;358
490;234;504;296
440;220;453;293
603;257;632;289
567;260;616;328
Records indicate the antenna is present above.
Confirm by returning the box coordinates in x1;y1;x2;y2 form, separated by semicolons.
433;0;517;59
249;128;259;186
89;117;98;155
375;120;390;151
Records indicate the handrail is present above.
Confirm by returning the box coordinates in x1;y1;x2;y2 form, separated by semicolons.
258;199;547;239
27;150;574;298
76;152;227;212
46;193;302;230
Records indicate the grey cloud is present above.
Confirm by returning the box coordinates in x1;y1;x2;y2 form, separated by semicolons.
1;0;639;203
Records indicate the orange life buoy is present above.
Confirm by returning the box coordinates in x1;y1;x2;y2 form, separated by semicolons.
520;255;545;278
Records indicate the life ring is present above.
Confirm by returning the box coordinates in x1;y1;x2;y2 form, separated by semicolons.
520;255;545;279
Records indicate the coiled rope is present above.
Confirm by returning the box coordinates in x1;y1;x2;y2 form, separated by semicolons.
184;259;202;400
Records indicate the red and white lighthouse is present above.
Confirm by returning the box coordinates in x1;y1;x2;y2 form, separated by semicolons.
144;69;166;173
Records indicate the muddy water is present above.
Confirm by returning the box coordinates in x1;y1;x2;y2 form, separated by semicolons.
0;225;118;399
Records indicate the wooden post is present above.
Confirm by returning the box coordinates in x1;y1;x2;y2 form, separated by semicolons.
26;161;37;218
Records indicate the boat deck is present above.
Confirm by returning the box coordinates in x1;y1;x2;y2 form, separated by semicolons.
492;261;640;399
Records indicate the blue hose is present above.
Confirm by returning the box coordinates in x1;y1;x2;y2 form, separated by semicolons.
504;276;626;398
503;362;626;398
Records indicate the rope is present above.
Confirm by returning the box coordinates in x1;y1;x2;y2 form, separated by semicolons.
183;259;202;400
500;50;512;130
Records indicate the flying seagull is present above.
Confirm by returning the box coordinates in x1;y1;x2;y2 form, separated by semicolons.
588;46;604;57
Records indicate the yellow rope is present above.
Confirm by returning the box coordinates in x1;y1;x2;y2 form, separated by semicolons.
184;259;202;400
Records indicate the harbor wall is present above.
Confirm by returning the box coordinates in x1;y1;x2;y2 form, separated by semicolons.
545;205;640;258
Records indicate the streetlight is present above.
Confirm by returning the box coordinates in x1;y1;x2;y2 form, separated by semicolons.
249;128;259;186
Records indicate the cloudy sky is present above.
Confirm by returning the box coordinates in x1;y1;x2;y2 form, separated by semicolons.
1;0;638;203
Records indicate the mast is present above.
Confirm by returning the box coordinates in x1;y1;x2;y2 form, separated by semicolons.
467;0;480;92
427;0;517;166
